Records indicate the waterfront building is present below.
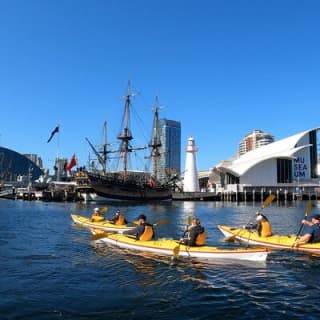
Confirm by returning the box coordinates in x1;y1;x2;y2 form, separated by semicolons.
0;146;43;183
238;129;274;156
183;137;200;192
213;128;319;189
157;119;181;183
23;154;43;168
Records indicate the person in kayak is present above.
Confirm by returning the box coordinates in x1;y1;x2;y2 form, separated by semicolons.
255;211;272;237
109;210;128;225
294;214;320;246
179;217;206;246
91;207;104;222
245;212;272;237
122;214;154;240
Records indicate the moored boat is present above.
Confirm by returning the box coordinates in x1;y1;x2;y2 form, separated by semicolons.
71;214;134;233
217;225;320;255
91;229;269;262
85;81;172;201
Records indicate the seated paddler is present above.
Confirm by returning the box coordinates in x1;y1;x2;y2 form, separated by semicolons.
245;211;272;237
110;210;128;225
294;214;320;247
90;207;104;222
122;214;154;241
180;217;206;246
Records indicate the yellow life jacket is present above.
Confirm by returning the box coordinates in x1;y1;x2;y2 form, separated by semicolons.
115;214;126;225
91;214;104;222
139;225;154;241
195;231;206;246
261;221;272;237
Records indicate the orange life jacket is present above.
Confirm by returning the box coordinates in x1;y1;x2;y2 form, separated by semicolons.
91;215;104;222
195;231;206;246
139;225;154;241
115;214;126;225
260;221;272;237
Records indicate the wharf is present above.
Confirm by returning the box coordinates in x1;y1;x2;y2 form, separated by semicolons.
218;184;320;202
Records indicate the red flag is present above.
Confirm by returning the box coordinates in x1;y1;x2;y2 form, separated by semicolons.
65;154;77;175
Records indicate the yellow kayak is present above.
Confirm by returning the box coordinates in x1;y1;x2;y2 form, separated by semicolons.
217;225;320;255
91;228;269;262
71;214;134;233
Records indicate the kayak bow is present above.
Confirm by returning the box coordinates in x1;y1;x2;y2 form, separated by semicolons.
71;214;134;233
218;225;320;255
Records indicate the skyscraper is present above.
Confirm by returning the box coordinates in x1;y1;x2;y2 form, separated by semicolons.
157;119;181;183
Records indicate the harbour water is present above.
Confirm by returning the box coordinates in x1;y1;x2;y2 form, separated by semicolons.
1;199;320;319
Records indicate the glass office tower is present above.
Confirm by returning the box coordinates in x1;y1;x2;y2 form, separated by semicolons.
157;119;181;183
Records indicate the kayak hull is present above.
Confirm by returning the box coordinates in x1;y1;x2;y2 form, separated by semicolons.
91;229;269;262
71;214;134;233
217;225;320;255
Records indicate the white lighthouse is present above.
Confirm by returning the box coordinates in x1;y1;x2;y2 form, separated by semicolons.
183;136;200;192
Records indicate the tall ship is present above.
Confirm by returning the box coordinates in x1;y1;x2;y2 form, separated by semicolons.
85;81;172;201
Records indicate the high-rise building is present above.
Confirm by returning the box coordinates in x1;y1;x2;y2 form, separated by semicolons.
238;129;274;156
157;119;181;183
23;154;43;168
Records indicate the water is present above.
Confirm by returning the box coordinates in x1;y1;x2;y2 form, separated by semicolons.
1;199;320;319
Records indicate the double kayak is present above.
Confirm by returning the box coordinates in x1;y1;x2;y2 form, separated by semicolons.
91;229;269;262
71;214;134;233
217;225;320;255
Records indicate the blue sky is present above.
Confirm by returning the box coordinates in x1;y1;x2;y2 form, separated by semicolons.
1;0;320;173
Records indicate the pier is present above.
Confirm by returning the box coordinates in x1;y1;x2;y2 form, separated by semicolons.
217;184;320;202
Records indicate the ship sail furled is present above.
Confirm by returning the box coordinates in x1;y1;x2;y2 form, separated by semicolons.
116;80;147;179
147;96;163;184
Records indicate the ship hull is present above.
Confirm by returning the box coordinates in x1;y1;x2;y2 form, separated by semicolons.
88;173;172;201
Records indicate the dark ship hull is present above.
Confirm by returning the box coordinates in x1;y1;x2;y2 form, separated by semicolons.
88;172;172;201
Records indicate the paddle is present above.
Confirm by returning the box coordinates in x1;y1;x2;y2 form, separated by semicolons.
92;231;114;240
225;193;276;241
173;216;193;258
91;219;170;241
100;206;109;213
131;219;171;227
293;202;313;243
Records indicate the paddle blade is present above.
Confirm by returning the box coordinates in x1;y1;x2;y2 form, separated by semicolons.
92;232;109;241
187;216;193;225
305;202;313;218
173;244;180;258
261;194;276;209
101;206;109;213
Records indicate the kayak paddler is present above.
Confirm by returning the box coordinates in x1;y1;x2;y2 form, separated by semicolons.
122;214;154;241
294;214;320;247
91;207;104;222
109;210;128;225
179;217;206;246
244;212;272;237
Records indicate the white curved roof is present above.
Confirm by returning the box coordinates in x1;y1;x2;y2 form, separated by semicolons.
217;128;318;177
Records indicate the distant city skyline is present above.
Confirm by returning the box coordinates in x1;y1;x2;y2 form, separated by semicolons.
1;1;320;171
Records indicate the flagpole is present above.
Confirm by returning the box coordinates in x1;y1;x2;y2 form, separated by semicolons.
56;124;60;181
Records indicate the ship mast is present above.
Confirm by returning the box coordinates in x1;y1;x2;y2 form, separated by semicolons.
149;96;162;181
85;120;108;174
